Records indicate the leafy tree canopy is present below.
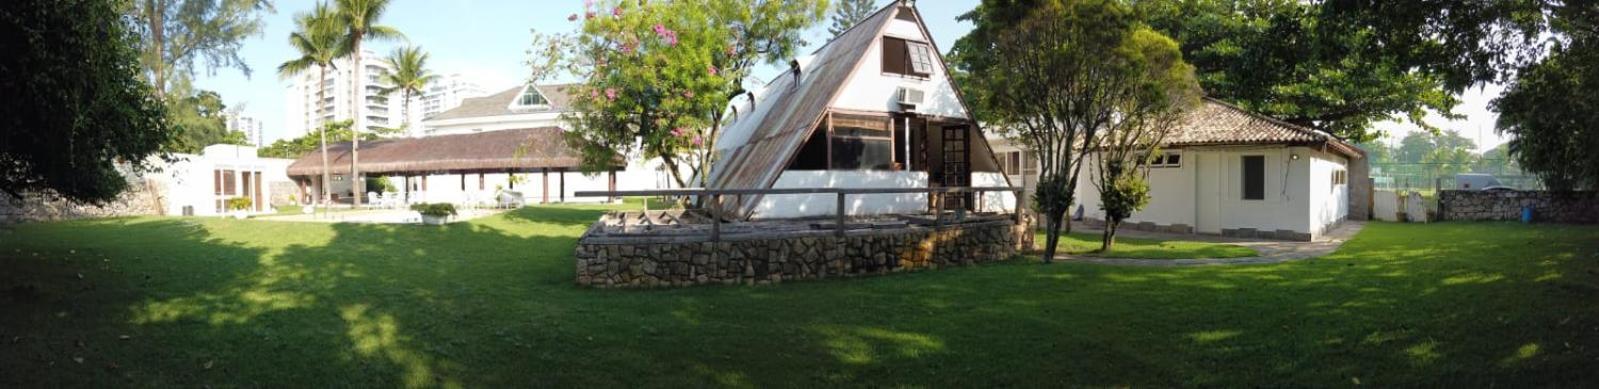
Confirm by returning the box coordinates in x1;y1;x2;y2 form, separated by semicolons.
127;0;275;98
556;0;826;188
164;79;250;153
0;0;174;203
258;120;394;159
828;0;877;37
1136;0;1551;142
1490;2;1597;190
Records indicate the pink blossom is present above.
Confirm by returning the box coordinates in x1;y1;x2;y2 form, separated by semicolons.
682;90;694;98
589;90;599;99
671;127;687;137
653;24;668;36
568;13;578;21
605;88;617;100
664;31;678;46
691;135;703;146
707;65;718;76
612;6;622;17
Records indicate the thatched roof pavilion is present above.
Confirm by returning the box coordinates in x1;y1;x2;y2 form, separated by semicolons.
285;127;606;177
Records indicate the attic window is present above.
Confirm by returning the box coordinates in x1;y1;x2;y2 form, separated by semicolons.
882;37;933;77
906;42;935;75
510;85;549;110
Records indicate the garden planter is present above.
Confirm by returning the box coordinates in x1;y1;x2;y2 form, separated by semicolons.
420;214;449;225
231;210;248;220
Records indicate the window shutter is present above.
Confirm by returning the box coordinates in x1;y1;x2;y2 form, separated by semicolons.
882;37;908;75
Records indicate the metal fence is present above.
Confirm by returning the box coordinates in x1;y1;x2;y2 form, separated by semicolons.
1370;162;1543;193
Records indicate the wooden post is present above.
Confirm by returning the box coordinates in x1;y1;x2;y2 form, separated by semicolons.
934;190;944;230
710;193;721;242
1015;188;1025;224
835;192;846;237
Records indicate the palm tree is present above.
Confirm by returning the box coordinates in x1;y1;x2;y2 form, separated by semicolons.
278;3;345;217
378;46;438;136
334;0;402;207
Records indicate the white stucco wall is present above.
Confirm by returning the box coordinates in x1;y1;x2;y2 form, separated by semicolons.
1307;148;1350;236
830;19;967;120
752;170;929;219
421;112;564;136
153;145;294;216
1072;146;1347;237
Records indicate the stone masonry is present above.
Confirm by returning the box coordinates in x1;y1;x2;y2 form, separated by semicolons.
0;180;164;224
574;220;1018;288
1439;190;1599;224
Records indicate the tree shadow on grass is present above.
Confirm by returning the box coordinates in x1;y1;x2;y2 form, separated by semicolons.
4;215;1596;387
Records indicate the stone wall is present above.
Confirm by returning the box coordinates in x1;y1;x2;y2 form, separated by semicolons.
574;220;1019;288
1439;190;1599;223
0;180;164;224
1348;157;1372;220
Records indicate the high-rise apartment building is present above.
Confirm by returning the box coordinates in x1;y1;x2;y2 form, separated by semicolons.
282;51;410;139
417;73;488;135
224;112;265;147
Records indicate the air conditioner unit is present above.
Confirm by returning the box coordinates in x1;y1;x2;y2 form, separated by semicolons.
896;87;925;108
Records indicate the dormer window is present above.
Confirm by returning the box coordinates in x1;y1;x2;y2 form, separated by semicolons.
882;37;934;77
509;85;550;112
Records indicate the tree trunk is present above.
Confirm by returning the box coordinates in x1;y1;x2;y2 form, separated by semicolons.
318;66;331;218
1100;219;1118;252
147;0;166;99
1039;209;1066;263
350;35;364;207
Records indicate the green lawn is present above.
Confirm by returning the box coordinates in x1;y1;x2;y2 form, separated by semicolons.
2;206;1597;387
1038;231;1258;259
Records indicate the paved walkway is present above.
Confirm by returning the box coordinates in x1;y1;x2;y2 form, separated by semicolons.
1054;221;1366;266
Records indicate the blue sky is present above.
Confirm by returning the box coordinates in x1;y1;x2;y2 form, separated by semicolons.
194;0;1503;150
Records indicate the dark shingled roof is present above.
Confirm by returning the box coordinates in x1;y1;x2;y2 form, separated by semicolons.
1169;98;1363;159
285;127;594;176
425;84;575;121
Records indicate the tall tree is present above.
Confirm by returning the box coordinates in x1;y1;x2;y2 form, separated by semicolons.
128;0;274;99
1085;30;1201;251
164;80;251;153
334;0;403;207
1492;5;1599;190
278;2;345;209
557;0;826;189
1136;0;1550;142
827;0;876;37
377;46;438;134
952;0;1193;262
1;0;173;203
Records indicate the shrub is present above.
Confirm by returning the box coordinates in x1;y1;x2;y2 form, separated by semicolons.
409;202;458;217
225;197;253;211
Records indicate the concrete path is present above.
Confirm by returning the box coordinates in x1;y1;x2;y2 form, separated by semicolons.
1054;221;1366;267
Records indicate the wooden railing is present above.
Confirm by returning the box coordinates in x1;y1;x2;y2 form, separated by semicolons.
574;186;1026;241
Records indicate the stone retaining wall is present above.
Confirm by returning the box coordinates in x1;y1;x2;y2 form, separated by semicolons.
0;180;164;224
1439;190;1599;223
574;220;1020;288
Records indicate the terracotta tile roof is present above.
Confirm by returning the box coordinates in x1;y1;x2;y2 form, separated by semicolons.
285;127;597;176
1168;98;1363;159
425;84;575;121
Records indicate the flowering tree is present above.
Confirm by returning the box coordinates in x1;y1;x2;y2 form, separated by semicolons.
552;0;826;189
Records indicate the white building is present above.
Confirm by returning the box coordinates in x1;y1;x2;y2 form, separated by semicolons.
988;99;1366;241
417;73;488;133
224;112;265;147
704;1;1013;220
287;83;672;205
421;84;570;137
151;145;295;216
282;50;410;139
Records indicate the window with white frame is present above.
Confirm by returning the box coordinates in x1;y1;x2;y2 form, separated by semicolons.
906;42;935;75
1142;151;1182;168
510;85;550;111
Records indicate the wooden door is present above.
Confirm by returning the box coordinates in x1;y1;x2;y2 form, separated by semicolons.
941;125;971;210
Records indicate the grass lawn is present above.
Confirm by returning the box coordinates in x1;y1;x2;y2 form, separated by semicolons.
2;206;1597;387
1037;231;1258;259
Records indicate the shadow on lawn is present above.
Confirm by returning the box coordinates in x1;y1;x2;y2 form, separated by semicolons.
3;213;1597;387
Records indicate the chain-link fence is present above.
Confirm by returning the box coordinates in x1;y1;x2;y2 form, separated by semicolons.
1370;161;1543;194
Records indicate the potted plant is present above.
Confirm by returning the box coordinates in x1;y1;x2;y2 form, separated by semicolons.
410;203;457;225
225;197;252;219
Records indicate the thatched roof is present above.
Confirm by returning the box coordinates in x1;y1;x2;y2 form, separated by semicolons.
285;127;596;176
1170;98;1363;159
